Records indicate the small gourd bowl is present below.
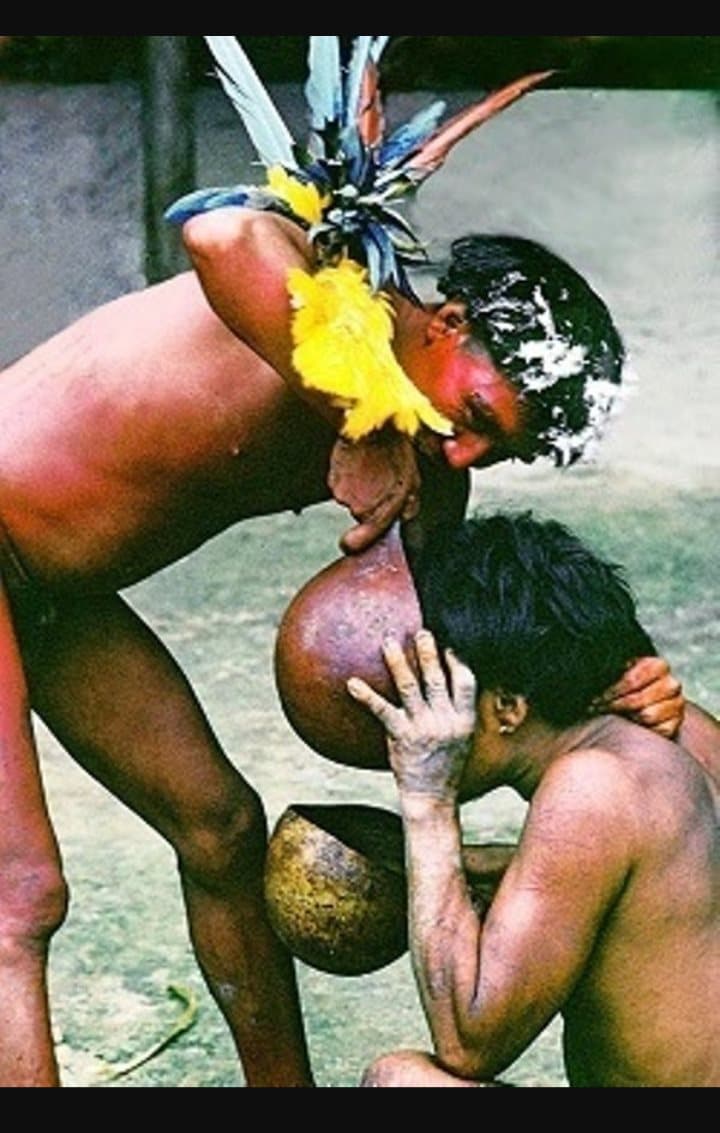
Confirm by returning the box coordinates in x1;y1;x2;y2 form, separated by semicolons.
265;803;408;977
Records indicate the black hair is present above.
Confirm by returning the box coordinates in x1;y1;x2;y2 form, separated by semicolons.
415;512;656;727
438;235;626;467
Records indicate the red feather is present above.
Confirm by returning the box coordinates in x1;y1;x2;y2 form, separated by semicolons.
409;70;555;179
358;60;386;149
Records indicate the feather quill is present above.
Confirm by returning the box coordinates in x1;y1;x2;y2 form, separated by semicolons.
204;35;297;170
306;36;343;131
409;70;554;180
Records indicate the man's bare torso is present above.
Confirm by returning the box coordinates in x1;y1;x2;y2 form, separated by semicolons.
559;726;720;1086
0;273;335;592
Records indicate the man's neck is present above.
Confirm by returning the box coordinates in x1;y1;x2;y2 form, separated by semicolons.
502;715;625;802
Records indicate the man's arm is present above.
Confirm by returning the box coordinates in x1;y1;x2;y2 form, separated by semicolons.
678;702;720;793
401;756;632;1080
184;207;428;553
350;635;634;1081
462;844;516;914
183;208;326;413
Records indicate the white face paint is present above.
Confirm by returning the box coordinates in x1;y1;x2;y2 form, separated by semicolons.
472;274;627;467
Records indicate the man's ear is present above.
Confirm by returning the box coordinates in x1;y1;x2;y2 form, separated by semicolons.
492;690;529;736
426;301;469;344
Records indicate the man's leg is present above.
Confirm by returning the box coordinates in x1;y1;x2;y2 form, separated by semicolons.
26;592;313;1088
361;1050;513;1088
0;581;67;1087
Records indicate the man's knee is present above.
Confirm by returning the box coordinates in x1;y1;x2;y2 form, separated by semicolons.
0;854;69;954
173;774;268;893
361;1051;433;1088
361;1050;513;1088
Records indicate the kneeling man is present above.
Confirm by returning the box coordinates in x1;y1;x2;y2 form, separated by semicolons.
349;513;720;1088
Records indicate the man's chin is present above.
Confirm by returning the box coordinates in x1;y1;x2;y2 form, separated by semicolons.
414;430;447;463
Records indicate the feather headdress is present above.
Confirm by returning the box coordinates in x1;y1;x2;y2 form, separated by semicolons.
167;36;551;440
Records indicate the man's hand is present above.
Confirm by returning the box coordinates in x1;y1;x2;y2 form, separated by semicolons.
328;431;422;555
348;631;476;802
594;656;685;739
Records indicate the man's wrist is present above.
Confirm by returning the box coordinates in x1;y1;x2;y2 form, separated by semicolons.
398;790;459;824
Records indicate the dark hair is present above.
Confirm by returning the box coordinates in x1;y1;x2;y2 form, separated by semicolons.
415;512;655;727
438;235;626;467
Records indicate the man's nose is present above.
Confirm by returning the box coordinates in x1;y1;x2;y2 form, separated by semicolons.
442;432;494;470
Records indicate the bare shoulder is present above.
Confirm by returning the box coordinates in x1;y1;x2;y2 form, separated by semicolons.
505;747;640;909
532;724;715;857
533;744;640;819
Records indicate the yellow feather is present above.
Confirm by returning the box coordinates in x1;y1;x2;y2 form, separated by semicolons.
287;261;453;440
266;167;329;227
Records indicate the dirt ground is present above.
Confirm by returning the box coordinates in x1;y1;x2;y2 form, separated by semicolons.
0;77;718;1086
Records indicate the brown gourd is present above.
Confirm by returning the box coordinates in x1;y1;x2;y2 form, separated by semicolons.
274;525;422;770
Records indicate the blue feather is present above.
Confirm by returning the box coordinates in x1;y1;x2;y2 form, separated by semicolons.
365;218;399;285
393;260;421;304
363;232;383;293
363;221;400;291
306;37;342;131
165;185;298;226
204;36;297;170
379;101;447;169
376;205;424;247
165;186;253;225
340;123;363;178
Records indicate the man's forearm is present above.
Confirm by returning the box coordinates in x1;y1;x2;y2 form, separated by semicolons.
400;793;485;1075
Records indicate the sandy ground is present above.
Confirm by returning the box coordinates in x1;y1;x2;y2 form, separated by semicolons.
0;78;718;1087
